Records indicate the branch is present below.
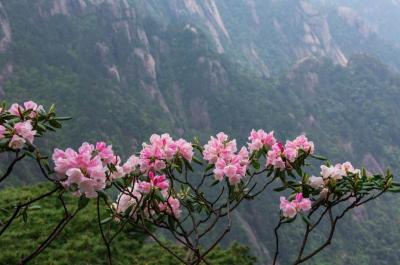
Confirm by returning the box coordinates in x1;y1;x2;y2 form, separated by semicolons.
0;185;61;237
273;217;284;265
0;152;25;183
19;195;78;264
97;196;112;265
138;213;187;264
293;197;362;264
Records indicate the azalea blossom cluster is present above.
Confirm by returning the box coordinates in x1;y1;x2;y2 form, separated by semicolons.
247;129;276;152
267;135;314;170
8;101;43;118
139;133;194;172
309;162;361;188
115;172;181;219
203;132;249;185
52;141;126;198
0;101;42;150
308;161;361;198
8;121;37;149
279;193;312;218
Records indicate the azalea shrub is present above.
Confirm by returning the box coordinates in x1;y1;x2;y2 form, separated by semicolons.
0;101;398;265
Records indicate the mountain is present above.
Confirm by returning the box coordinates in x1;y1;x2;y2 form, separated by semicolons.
1;0;400;264
315;0;400;44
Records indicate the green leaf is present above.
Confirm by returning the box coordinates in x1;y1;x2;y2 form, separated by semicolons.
282;215;297;224
300;213;312;225
29;205;42;211
77;196;90;210
274;186;287;192
22;209;28;223
171;163;182;174
97;191;109;202
43;124;56;132
173;158;183;173
210;180;220;187
101;217;113;224
49;120;62;129
48;104;56;114
55;116;72;121
388;188;400;193
36;123;47;132
205;164;214;172
154;190;166;202
114;178;125;188
295;167;303;178
168;215;176;230
192;156;203;165
0;138;9;148
310;154;327;161
251;160;260;170
183;158;193;172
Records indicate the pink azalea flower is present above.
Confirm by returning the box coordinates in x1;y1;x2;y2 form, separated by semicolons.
110;164;124;180
267;143;286;170
224;164;237;178
9;101;42;118
284;135;314;162
153;160;166;171
0;125;6;139
267;135;314;170
96;141;116;164
52;148;78;176
9;103;23;117
299;198;312;212
159;197;181;218
295;193;303;202
140;133;175;172
23;100;38;111
279;193;312;218
149;172;170;190
9;135;26;149
79;177;106;198
280;197;297;218
341;161;361;175
175;138;194;161
122;155;140;174
136;181;152;194
24;101;42;118
309;176;324;189
205;133;248;185
203;132;237;164
151;172;167;188
14;121;36;144
248;129;276;152
52;142;116;198
65;168;84;185
115;189;142;215
320;165;344;181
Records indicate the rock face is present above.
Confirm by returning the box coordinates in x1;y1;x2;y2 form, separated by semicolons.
2;0;397;108
337;6;375;39
0;2;11;95
39;0;360;79
0;2;10;53
296;1;348;66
